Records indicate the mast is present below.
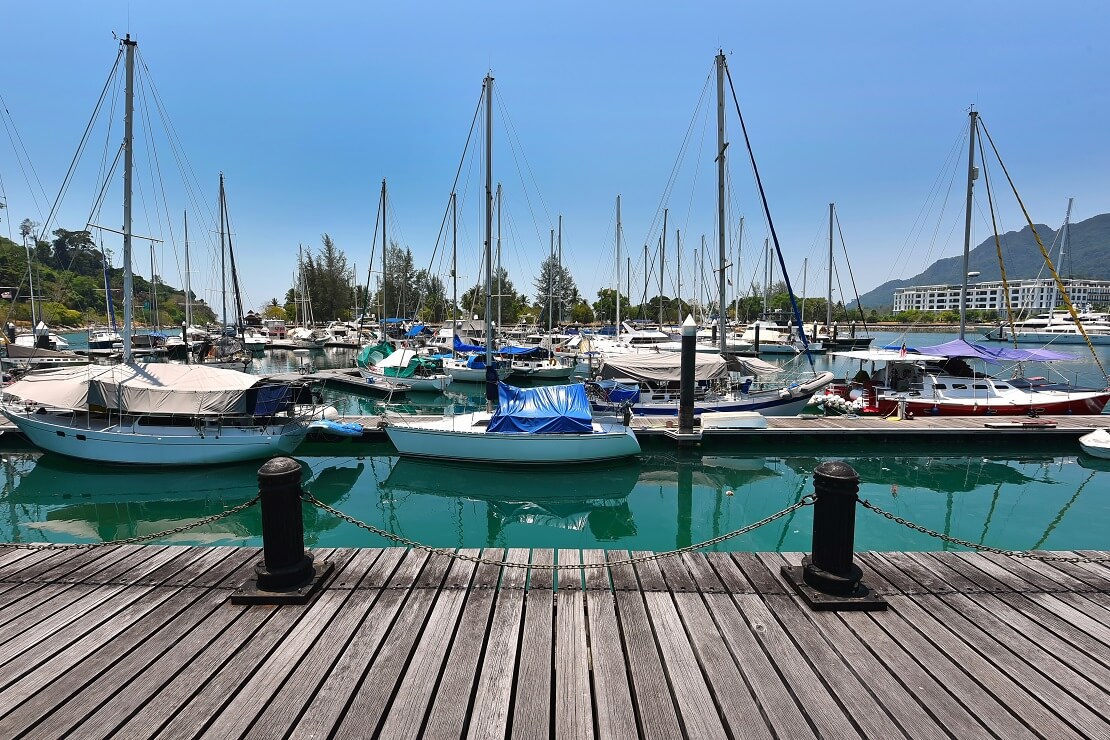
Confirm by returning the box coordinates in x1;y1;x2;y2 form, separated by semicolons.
183;210;191;329
700;235;707;324
380;178;387;326
451;191;457;337
483;73;493;364
763;237;771;317
716;50;728;353
827;203;834;329
615;195;621;330
496;182;502;332
642;244;648;322
548;230;555;333
223;178;245;341
557;214;563;326
959;109;978;340
676;230;682;322
122;34;136;364
219;173;228;332
1061;196;1074;284
734;216;743;324
660;208;667;327
24;230;37;332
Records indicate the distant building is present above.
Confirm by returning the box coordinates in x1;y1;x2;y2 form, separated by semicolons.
892;278;1110;314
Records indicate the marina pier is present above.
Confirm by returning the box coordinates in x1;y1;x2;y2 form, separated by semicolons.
0;458;1107;738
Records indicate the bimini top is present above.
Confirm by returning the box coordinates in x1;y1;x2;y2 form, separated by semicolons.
487;382;592;434
2;363;285;415
915;339;1075;363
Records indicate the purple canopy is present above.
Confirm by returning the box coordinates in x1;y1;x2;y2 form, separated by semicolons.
916;339;1074;363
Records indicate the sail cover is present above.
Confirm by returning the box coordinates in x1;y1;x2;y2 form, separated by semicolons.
487;382;592;434
4;363;263;415
597;352;728;383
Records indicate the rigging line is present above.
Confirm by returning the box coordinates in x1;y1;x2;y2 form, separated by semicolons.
84;146;124;230
974;124;1019;351
833;211;870;331
136;73;168;265
495;89;551;254
978;118;1106;379
137;49;218;230
137;72;180;277
723;62;814;372
0;93;50;217
91;70;122;220
1031;469;1094;551
642;65;714;250
37;47;125;246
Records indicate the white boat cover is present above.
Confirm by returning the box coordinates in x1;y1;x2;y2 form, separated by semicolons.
4;363;261;415
598;352;728;382
732;357;783;375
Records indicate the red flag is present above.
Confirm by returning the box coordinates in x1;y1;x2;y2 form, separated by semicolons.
899;342;907;358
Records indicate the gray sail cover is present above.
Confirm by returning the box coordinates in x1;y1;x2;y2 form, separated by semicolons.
4;363;260;415
598;353;728;382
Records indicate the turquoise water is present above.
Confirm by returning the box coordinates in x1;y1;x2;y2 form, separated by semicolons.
2;329;1105;553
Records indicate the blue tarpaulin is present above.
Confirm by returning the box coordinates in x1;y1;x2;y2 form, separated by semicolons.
487;382;593;434
405;324;426;337
591;379;641;404
496;345;548;356
453;335;487;353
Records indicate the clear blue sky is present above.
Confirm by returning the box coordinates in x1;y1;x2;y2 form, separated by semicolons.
2;1;1108;316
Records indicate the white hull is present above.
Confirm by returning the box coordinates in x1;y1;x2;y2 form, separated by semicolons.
443;360;512;383
385;412;640;464
1079;429;1110;459
2;407;307;465
357;368;451;392
986;330;1110;345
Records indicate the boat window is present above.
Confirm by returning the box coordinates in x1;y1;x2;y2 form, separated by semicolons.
994;384;1009;389
933;384;947;389
953;384;968;390
974;384;988;390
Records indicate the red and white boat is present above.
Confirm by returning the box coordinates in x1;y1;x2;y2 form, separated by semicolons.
823;342;1110;417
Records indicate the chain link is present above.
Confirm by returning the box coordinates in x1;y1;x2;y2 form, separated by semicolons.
858;498;1110;563
4;495;261;551
302;493;815;569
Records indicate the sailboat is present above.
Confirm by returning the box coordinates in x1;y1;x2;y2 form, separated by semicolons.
0;36;314;465
384;74;639;464
808;203;873;350
823;110;1110;417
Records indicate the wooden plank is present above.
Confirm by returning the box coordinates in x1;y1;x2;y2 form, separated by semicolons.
874;595;1039;739
889;595;1084;739
511;548;553;740
466;548;530;740
554;550;592;740
291;549;430;739
923;551;1010;593
556;548;583;592
0;584;136;664
609;550;683;740
420;548;503;740
731;551;787;594
703;551;755;594
376;550;481;739
329;550;455;738
581;549;636;740
1024;592;1110;649
1038;553;1110;592
15;586;225;738
662;558;772;740
921;593;1110;739
975;551;1088;592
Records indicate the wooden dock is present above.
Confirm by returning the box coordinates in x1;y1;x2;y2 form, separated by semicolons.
1;543;1108;738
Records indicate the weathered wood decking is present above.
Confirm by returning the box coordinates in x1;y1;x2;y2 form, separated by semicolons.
0;544;1108;738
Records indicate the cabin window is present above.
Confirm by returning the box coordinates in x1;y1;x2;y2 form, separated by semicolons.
995;384;1009;389
953;384;968;390
933;384;947;389
974;384;988;390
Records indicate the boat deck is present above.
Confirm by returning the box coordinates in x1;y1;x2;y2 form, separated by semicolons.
0;543;1107;738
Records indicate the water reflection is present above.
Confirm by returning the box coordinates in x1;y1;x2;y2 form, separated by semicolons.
0;447;1105;553
0;453;364;546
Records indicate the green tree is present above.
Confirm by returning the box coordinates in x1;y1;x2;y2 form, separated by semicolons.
533;254;578;328
592;288;633;325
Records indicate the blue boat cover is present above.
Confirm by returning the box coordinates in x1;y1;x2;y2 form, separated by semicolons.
405;324;426;337
496;345;548;356
453;335;487;353
487;382;592;434
592;379;641;404
308;419;364;437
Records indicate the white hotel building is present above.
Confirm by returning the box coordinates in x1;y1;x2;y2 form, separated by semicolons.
892;278;1110;314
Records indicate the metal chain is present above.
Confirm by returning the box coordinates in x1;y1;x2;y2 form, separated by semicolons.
302;493;815;569
858;498;1110;563
4;495;261;551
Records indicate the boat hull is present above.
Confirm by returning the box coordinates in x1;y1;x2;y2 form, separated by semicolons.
602;372;834;417
1079;429;1110;459
358;368;451;392
876;392;1110;417
385;418;641;464
1;408;308;465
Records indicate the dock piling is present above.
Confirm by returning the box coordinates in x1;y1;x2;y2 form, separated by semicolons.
231;456;333;605
679;314;696;435
781;460;887;610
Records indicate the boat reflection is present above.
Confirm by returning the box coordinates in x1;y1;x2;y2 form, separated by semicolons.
2;454;363;546
784;454;1052;493
381;457;642;540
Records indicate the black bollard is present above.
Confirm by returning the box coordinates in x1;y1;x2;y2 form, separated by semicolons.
231;456;334;605
780;460;886;610
678;314;696;435
753;323;760;354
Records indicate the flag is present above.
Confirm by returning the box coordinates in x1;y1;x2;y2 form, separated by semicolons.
899;342;907;358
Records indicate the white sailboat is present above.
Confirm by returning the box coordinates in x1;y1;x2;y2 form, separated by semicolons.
1;35;312;465
384;74;639;464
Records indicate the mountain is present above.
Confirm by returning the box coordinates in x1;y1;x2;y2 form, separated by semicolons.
854;212;1110;309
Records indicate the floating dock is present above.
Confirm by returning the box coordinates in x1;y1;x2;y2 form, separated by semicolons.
0;543;1106;738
